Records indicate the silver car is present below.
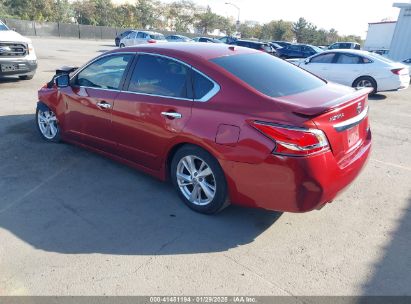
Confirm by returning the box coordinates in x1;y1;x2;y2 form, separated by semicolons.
119;31;167;47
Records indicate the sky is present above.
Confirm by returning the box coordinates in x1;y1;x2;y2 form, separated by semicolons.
115;0;403;38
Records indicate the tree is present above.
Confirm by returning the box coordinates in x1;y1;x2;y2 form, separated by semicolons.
166;0;196;32
194;6;220;34
292;17;308;43
53;0;73;23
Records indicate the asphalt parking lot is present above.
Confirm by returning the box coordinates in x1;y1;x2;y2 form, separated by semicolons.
0;37;410;296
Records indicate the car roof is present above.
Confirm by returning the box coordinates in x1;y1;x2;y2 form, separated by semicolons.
110;43;257;61
321;49;370;56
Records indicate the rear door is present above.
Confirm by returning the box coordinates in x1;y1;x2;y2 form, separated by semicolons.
112;53;193;170
330;53;367;85
62;53;134;152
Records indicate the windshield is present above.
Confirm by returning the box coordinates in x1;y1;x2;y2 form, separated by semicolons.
0;20;9;31
150;34;166;40
211;53;326;98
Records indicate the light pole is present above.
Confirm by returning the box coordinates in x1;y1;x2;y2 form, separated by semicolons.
225;2;240;36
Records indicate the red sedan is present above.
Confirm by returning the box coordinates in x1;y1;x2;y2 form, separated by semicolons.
36;43;372;214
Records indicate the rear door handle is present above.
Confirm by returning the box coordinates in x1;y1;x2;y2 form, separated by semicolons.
161;111;182;119
97;101;112;109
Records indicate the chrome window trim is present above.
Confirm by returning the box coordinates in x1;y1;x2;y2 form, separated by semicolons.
69;51;220;102
122;52;220;102
333;106;369;132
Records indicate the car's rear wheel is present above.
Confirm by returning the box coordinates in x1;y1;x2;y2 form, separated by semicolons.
36;106;61;142
119;43;125;48
171;145;229;214
353;76;377;95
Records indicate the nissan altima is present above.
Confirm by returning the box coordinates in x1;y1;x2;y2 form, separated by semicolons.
36;43;372;214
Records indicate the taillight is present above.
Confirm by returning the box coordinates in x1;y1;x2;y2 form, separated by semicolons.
147;39;157;44
252;122;330;156
391;68;404;75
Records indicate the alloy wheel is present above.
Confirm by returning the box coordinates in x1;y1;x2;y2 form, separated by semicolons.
37;109;58;139
176;155;217;206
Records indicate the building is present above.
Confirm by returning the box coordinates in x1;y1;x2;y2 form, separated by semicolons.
389;2;411;61
364;21;396;51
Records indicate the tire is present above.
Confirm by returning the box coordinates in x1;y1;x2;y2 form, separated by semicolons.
19;75;34;80
353;76;377;95
36;106;61;142
170;145;229;214
119;43;125;48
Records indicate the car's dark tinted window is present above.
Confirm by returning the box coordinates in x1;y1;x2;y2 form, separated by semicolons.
310;53;335;63
211;53;325;97
289;45;301;51
354;44;361;50
75;54;132;90
128;54;189;98
192;71;214;100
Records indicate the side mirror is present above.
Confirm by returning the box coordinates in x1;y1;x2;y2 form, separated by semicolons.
55;74;70;88
304;58;310;64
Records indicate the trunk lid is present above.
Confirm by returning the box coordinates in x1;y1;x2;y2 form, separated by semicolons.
276;83;372;164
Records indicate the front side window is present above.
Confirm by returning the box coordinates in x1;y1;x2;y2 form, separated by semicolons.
335;53;362;64
150;34;165;40
211;53;325;98
128;32;137;39
75;54;133;90
310;53;335;63
289;45;301;51
128;54;189;98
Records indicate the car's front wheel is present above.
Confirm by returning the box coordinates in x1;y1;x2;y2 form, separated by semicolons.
36;106;61;142
119;43;125;48
171;145;229;214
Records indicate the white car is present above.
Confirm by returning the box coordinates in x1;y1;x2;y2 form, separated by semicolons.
119;31;167;47
0;20;37;80
403;58;411;76
296;50;410;94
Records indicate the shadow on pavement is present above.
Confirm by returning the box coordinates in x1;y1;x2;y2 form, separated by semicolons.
0;114;282;256
361;195;411;295
368;94;387;101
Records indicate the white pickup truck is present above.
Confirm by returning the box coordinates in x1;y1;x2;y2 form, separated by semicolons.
0;20;37;80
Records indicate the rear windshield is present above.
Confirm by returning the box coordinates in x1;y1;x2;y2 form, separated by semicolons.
150;34;166;40
210;53;326;98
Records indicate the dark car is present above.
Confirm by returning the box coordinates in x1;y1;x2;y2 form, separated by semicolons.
232;40;275;55
271;41;292;48
276;44;323;59
37;44;372;215
193;37;222;43
115;30;133;47
218;36;238;44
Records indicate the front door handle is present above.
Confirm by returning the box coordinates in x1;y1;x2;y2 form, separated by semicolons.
161;111;182;119
97;101;112;110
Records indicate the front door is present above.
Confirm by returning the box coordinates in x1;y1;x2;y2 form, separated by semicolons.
62;53;134;152
112;54;193;170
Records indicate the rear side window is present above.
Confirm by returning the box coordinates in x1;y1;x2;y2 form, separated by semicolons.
150;34;165;40
192;71;214;100
211;53;325;98
127;54;189;98
336;53;362;64
354;44;361;50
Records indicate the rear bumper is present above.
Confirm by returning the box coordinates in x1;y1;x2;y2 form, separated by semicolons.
220;130;372;212
0;58;37;77
377;74;410;92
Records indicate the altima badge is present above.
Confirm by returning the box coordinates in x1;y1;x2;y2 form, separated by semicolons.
329;113;344;122
357;102;363;114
